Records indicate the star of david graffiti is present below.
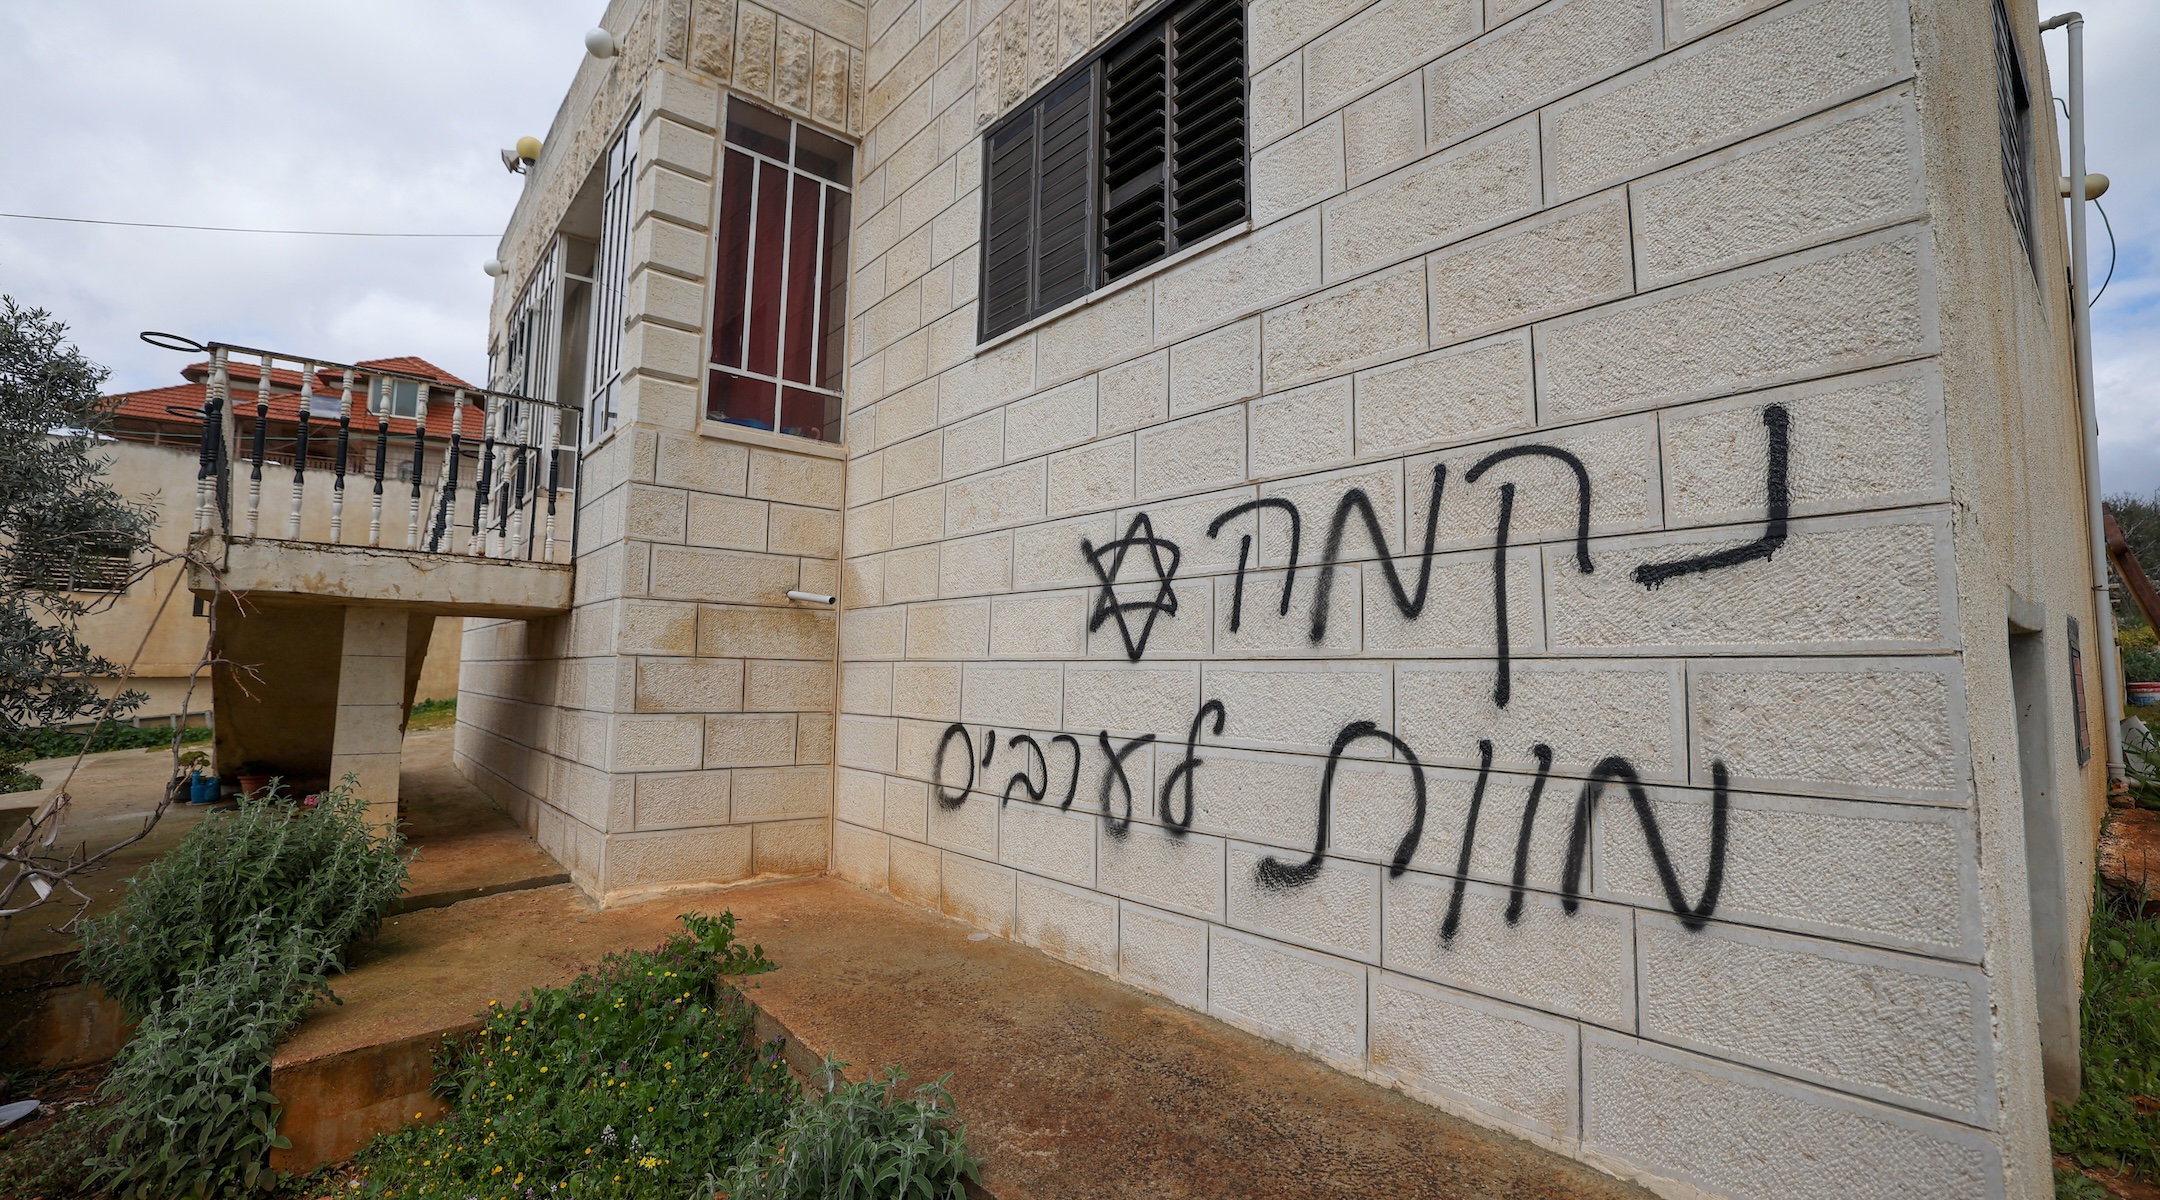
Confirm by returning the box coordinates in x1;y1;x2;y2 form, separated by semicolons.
1082;512;1182;662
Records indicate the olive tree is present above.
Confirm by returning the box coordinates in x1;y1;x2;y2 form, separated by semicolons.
0;297;156;743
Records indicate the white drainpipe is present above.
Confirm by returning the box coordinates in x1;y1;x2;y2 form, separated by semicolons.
2041;10;2123;784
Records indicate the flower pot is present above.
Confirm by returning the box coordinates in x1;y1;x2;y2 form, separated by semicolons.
188;771;220;804
2128;681;2160;708
236;774;272;799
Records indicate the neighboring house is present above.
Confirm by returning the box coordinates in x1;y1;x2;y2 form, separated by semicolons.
456;1;2107;1196
86;357;474;725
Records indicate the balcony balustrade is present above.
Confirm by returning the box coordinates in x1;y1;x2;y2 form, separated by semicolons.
145;335;582;566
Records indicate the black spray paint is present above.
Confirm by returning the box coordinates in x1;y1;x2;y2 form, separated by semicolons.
1462;444;1596;708
1634;404;1790;589
1439;739;1495;944
1158;699;1226;834
1096;729;1155;839
1208;498;1303;633
1504;744;1556;925
1306;464;1448;645
931;709;1729;939
1082;512;1183;661
1560;757;1729;931
1254;720;1427;890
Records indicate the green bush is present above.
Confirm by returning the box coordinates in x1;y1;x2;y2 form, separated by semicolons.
76;780;409;1197
0;721;211;761
2122;644;2160;685
724;1064;982;1200
2051;882;2160;1182
355;911;796;1200
0;745;39;794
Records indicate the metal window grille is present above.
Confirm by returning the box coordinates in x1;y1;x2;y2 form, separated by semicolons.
503;242;563;408
15;542;133;594
706;98;853;445
585;112;639;441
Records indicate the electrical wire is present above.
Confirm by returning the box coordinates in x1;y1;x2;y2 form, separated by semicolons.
2092;196;2117;305
2051;94;2116;308
0;212;493;238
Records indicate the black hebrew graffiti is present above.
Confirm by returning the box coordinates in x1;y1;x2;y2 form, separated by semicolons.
1254;719;1428;890
1634;403;1791;588
1207;498;1302;633
1080;409;1790;667
1504;744;1555;925
1561;757;1729;931
1050;733;1082;810
925;703;1731;942
932;723;973;809
1462;444;1596;708
1016;413;1788;941
1082;512;1183;661
1001;733;1048;804
1440;739;1495;943
1306;464;1447;646
1158;699;1225;834
1097;730;1154;839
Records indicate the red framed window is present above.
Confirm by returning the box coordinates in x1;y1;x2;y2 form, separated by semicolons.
708;99;852;444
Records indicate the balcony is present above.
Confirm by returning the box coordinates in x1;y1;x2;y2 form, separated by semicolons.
144;335;585;822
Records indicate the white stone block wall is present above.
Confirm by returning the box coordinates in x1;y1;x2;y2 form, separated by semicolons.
459;0;866;901
825;0;2085;1196
460;0;2098;1194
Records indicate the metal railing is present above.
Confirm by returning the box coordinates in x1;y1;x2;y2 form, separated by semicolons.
144;334;581;564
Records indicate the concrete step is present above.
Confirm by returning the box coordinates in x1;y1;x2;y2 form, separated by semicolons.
269;877;1654;1200
0;726;565;1071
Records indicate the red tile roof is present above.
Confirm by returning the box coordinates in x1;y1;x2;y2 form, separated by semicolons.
111;356;483;439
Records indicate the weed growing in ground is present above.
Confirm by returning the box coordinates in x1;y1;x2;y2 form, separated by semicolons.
406;698;457;732
2;721;211;761
81;780;408;1015
2054;1164;2115;1198
0;1086;105;1198
354;912;796;1200
723;1063;981;1200
2051;882;2160;1182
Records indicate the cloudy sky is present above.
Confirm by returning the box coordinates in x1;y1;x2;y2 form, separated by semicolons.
0;1;595;394
2;2;2155;490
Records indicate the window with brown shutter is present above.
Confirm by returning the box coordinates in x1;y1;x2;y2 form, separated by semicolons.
979;0;1246;341
1991;0;2037;279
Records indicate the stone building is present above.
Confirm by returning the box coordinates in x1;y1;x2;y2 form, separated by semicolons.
459;0;2106;1194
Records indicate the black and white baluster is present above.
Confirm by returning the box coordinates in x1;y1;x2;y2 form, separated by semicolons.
471;394;498;557
543;425;560;562
407;383;429;550
244;353;272;537
368;377;391;546
492;407;512;553
288;363;313;538
195;347;229;533
432;391;466;553
330;369;354;543
506;429;529;559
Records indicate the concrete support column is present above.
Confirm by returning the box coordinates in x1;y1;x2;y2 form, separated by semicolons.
328;606;407;828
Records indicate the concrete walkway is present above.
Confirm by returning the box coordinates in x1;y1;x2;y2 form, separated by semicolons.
278;876;1653;1199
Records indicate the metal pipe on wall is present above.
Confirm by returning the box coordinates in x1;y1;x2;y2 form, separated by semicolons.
2040;10;2123;784
2030;14;2116;781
